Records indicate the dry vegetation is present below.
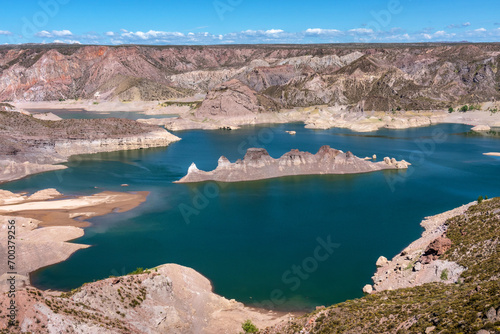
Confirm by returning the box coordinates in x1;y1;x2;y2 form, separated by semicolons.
262;199;500;334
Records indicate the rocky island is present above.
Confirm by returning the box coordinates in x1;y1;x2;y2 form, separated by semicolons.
176;146;409;183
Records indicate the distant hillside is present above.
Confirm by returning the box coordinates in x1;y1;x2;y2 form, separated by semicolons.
1;44;499;112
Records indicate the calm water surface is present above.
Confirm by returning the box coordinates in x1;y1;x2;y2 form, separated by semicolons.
2;123;499;311
26;108;176;120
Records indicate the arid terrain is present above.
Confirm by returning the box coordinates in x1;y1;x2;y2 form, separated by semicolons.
1;43;500;334
1;44;500;112
0;110;180;183
1;197;498;334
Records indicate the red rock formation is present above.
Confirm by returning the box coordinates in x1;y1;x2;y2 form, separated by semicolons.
421;236;453;264
194;79;279;117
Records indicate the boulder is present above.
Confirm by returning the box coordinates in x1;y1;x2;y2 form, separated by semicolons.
413;262;422;272
471;125;491;132
376;256;389;267
486;307;497;322
362;284;373;294
421;236;452;264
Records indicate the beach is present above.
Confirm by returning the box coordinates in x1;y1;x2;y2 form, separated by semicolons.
0;189;149;291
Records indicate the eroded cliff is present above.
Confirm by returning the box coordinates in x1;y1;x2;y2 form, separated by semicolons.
176;146;408;183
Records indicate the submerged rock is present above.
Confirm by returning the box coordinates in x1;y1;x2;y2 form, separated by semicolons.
471;125;491;132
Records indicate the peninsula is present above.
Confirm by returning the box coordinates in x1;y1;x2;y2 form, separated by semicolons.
0;110;180;183
176;146;409;183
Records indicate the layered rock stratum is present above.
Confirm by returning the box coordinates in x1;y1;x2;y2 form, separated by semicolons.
176;146;409;183
0;111;180;183
1;44;500;113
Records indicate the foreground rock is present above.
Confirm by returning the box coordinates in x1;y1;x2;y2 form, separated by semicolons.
263;198;500;333
371;203;474;292
0;264;292;334
176;146;409;183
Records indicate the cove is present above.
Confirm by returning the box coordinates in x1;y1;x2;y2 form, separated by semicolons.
2;122;499;311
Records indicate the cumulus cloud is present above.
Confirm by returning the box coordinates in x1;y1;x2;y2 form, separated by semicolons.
63;27;500;45
447;22;471;29
35;30;52;38
305;28;342;35
121;30;185;40
53;39;81;44
35;30;73;38
348;28;374;34
265;29;284;34
52;30;73;37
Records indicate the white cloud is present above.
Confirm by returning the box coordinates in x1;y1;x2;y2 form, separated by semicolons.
121;30;185;40
349;28;374;34
265;29;284;34
305;28;341;35
0;30;12;35
96;27;500;45
105;31;115;36
35;30;72;38
52;30;72;37
35;30;52;38
53;39;81;44
447;22;471;29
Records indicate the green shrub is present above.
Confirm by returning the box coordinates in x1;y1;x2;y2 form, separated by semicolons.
460;105;469;112
128;267;145;275
478;196;483;204
242;319;259;333
440;269;449;280
448;107;454;113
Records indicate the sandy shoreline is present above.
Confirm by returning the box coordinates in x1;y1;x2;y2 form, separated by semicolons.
368;201;475;293
0;189;149;290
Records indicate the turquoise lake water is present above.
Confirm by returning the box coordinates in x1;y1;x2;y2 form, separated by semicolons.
26;109;177;120
2;122;499;311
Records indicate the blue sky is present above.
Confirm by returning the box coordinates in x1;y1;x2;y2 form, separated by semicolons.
1;0;500;45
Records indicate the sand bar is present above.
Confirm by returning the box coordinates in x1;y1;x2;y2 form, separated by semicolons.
0;189;149;289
